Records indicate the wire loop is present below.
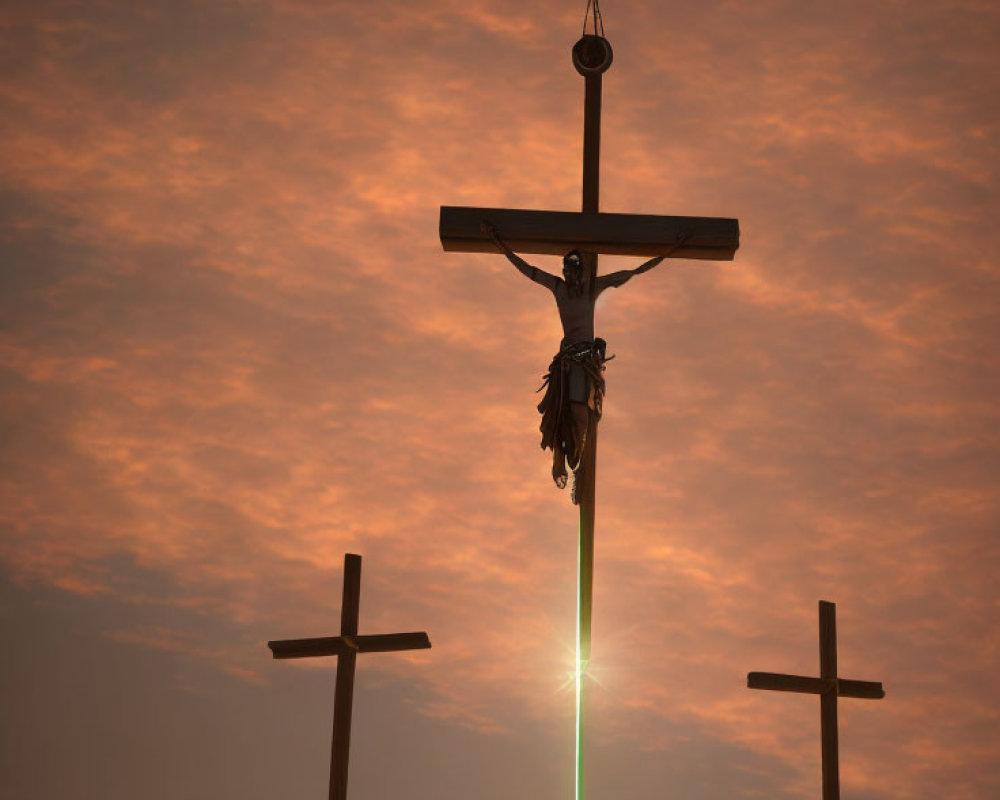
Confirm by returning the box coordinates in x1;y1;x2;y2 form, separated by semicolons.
582;0;606;38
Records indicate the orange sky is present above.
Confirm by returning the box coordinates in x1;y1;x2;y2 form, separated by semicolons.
2;1;998;798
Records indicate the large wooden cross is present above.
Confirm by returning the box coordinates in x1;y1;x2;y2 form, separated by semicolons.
439;29;738;800
268;553;431;800
440;34;738;660
747;600;885;800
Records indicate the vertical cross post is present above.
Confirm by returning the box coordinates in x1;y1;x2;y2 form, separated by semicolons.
819;600;839;800
582;70;602;216
577;62;600;800
573;32;614;800
575;35;609;668
330;553;361;800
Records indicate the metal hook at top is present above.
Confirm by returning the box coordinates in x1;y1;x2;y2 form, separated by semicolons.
581;0;606;38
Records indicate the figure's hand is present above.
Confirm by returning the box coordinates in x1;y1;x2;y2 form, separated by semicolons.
481;220;499;241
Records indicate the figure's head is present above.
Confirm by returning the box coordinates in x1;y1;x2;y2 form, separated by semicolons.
563;250;583;280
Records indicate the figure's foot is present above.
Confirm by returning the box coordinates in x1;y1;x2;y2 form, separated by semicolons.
552;448;568;489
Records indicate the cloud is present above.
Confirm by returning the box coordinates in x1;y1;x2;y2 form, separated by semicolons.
2;1;999;798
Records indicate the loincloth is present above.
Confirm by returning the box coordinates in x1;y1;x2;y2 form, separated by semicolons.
536;338;608;489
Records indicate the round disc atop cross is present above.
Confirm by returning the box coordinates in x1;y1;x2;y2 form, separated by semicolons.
572;35;613;75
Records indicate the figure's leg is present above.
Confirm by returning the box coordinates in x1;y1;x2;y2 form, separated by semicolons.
565;361;590;470
569;401;590;468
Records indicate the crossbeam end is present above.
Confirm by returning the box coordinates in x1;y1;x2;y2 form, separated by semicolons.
838;678;886;699
748;671;831;695
268;636;349;660
356;632;432;653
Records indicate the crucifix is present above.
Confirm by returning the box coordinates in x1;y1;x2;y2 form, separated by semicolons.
747;600;886;800
439;6;738;798
267;553;431;800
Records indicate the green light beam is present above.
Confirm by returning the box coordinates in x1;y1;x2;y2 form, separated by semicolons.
576;421;597;800
576;518;584;800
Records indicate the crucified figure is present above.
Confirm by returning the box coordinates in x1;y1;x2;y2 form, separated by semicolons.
483;221;685;500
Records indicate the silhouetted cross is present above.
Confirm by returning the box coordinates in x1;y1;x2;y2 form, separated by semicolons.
747;600;885;800
439;33;739;662
268;553;431;800
440;30;739;800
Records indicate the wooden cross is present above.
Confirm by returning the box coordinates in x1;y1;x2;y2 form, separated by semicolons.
268;553;431;800
439;27;739;800
747;600;885;800
439;31;739;665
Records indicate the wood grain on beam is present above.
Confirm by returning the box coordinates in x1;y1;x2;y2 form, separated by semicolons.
440;206;739;260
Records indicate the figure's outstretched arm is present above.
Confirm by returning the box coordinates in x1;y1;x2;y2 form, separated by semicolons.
595;231;693;294
597;255;666;291
482;221;559;292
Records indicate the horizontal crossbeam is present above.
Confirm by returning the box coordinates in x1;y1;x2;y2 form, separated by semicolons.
748;671;885;699
268;632;431;660
440;206;739;260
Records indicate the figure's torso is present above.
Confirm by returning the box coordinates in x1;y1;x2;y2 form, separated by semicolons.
554;281;596;348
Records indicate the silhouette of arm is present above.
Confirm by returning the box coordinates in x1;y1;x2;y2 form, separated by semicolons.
483;221;559;292
596;255;667;292
595;231;693;295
